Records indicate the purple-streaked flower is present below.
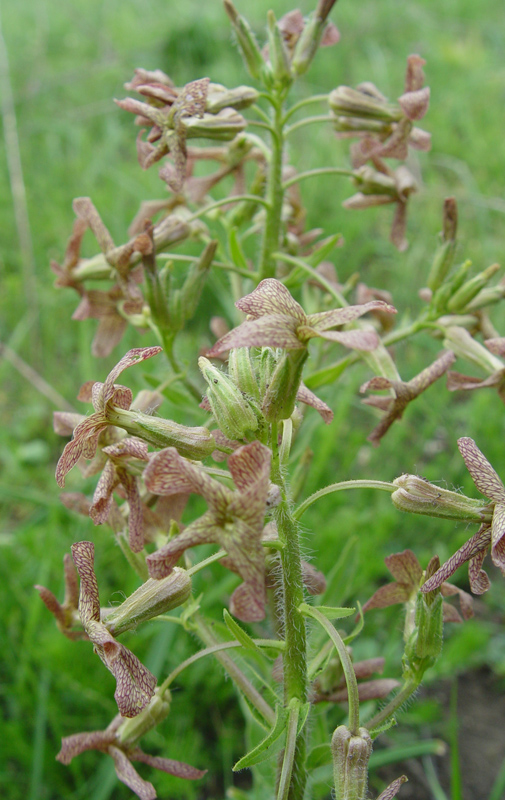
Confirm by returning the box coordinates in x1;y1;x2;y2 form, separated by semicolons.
362;549;473;623
57;693;205;800
206;278;396;357
423;438;505;595
144;441;271;622
71;541;156;717
360;350;456;445
445;328;505;405
55;347;162;487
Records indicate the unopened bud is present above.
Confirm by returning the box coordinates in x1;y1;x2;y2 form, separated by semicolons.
106;406;216;459
117;687;171;745
228;348;260;401
267;11;293;88
182;108;246;140
223;0;266;81
331;725;373;800
466;279;505;311
206;83;259;112
104;568;192;635
329;85;401;123
447;263;501;313
262;349;308;423
392;474;489;523
199;356;258;439
291;13;325;76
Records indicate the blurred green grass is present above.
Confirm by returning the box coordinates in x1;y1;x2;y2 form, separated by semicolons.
1;0;505;798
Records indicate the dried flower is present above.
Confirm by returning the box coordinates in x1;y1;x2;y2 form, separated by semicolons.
144;441;271;622
360;350;456;444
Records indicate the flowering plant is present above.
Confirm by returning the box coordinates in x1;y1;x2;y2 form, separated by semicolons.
39;2;505;798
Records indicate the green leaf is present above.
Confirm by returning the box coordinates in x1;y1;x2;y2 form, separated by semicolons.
306;742;332;771
307;233;342;268
297;701;311;735
224;609;261;652
303;356;353;390
312;605;355;620
228;227;249;272
344;601;364;645
233;704;287;770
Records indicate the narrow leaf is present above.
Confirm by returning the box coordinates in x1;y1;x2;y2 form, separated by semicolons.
233;705;287;770
223;609;261;652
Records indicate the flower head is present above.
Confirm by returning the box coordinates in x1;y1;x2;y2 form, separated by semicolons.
206;278;396;356
144;441;271;622
71;541;156;717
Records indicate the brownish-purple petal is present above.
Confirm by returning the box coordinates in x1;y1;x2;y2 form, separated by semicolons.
457;437;505;503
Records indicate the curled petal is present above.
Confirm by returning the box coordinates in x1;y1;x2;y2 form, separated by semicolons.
362;582;411;613
491;503;505;570
307;300;396;331
302;327;380;351
468;547;491;594
440;583;474;620
229;580;265;622
71;541;101;624
56;730;116;763
103;347;163;405
421;525;492;594
296;383;333;423
376;775;408;800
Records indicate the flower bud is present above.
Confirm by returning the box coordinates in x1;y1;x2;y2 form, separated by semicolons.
228;348;260;401
290;13;325;76
106;406;216;459
170;240;217;328
262;349;308;423
392;474;489;523
447;263;500;313
223;0;266;81
331;725;372;800
465;278;505;311
267;10;293;88
199;356;258;439
206;83;259;113
104;568;192;636
404;590;443;675
329;85;401;123
427;197;458;292
117;687;171;745
182;109;247;140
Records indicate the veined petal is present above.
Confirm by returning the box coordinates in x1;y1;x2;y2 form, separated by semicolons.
56;730;116;762
362;582;412;612
55;414;107;487
108;746;156;800
207;316;303;356
385;549;422;585
421;525;492;593
307;300;396;331
296;383;333;423
299;326;379;351
146;513;219;579
103;347;163;405
236;279;306;323
458;437;505;502
131;747;206;780
71;541;101;625
144;448;227;509
491;503;505;570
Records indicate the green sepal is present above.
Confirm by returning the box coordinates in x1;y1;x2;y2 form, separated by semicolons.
233;704;287;770
224;608;262;653
343;602;364;645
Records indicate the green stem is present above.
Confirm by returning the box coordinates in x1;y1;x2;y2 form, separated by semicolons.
300;604;360;735
283;94;329;124
187;194;270;223
294;480;395;521
276;700;301;800
274;252;347;307
258;91;286;281
365;677;419;732
285;115;334;137
191;615;276;726
271;429;308;800
282;167;353;190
